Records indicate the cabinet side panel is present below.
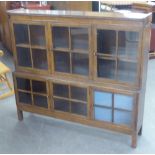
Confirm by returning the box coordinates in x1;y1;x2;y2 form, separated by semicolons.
137;25;151;132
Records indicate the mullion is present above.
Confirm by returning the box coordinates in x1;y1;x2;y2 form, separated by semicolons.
115;31;118;80
69;27;73;74
114;107;132;113
28;25;34;69
69;85;71;113
53;95;87;104
94;104;112;110
69;26;71;51
97;55;116;61
53;48;70;52
30;79;34;106
96;53;116;58
53;96;70;101
70;100;87;105
71;49;88;54
17;89;31;93
32;92;48;97
112;93;114;123
70;52;72;74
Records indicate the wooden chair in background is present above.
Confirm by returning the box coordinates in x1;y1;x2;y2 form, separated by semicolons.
0;50;14;99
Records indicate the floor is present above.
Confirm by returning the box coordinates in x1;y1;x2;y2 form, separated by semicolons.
0;44;155;153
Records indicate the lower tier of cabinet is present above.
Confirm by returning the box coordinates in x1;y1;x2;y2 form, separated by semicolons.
13;72;143;148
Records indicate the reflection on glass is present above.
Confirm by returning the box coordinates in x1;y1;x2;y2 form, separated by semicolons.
72;53;89;75
52;27;69;49
117;60;137;83
94;91;112;107
114;110;131;126
97;30;116;55
32;80;47;94
71;101;87;116
54;98;70;112
53;83;69;98
114;94;133;111
33;95;48;108
71;86;87;101
17;47;32;67
14;24;29;44
94;107;112;122
18;92;32;105
97;57;115;79
54;51;70;73
32;49;48;70
71;27;88;50
30;25;46;46
16;78;31;91
118;31;139;58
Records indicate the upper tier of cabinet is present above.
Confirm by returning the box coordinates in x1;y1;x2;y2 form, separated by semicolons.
8;9;151;88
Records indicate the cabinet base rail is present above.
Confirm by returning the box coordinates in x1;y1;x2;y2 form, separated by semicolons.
17;105;142;148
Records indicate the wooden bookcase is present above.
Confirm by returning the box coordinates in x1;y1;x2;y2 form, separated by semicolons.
7;9;151;148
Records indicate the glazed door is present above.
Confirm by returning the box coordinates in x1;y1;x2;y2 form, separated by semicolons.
14;75;50;110
51;23;91;79
94;26;141;87
93;88;136;128
13;22;50;74
52;82;89;118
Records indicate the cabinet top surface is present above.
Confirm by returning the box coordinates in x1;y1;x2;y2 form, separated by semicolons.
7;8;151;21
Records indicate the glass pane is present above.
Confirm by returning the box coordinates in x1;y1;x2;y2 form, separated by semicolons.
94;107;112;122
32;80;47;94
32;49;48;70
33;95;48;108
53;83;69;98
30;25;46;46
71;101;87;116
71;86;87;101
54;51;70;73
118;31;139;58
16;78;31;91
114;110;131;126
97;57;115;79
117;60;137;83
94;91;112;107
14;24;29;44
71;27;88;50
52;27;69;49
17;47;32;67
114;94;133;111
54;98;70;112
18;92;32;105
72;53;89;75
97;30;116;55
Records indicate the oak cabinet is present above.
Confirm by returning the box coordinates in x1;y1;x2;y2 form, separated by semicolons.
8;9;151;148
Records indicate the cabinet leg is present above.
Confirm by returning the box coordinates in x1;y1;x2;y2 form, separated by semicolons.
131;133;137;148
17;109;23;121
138;126;143;136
